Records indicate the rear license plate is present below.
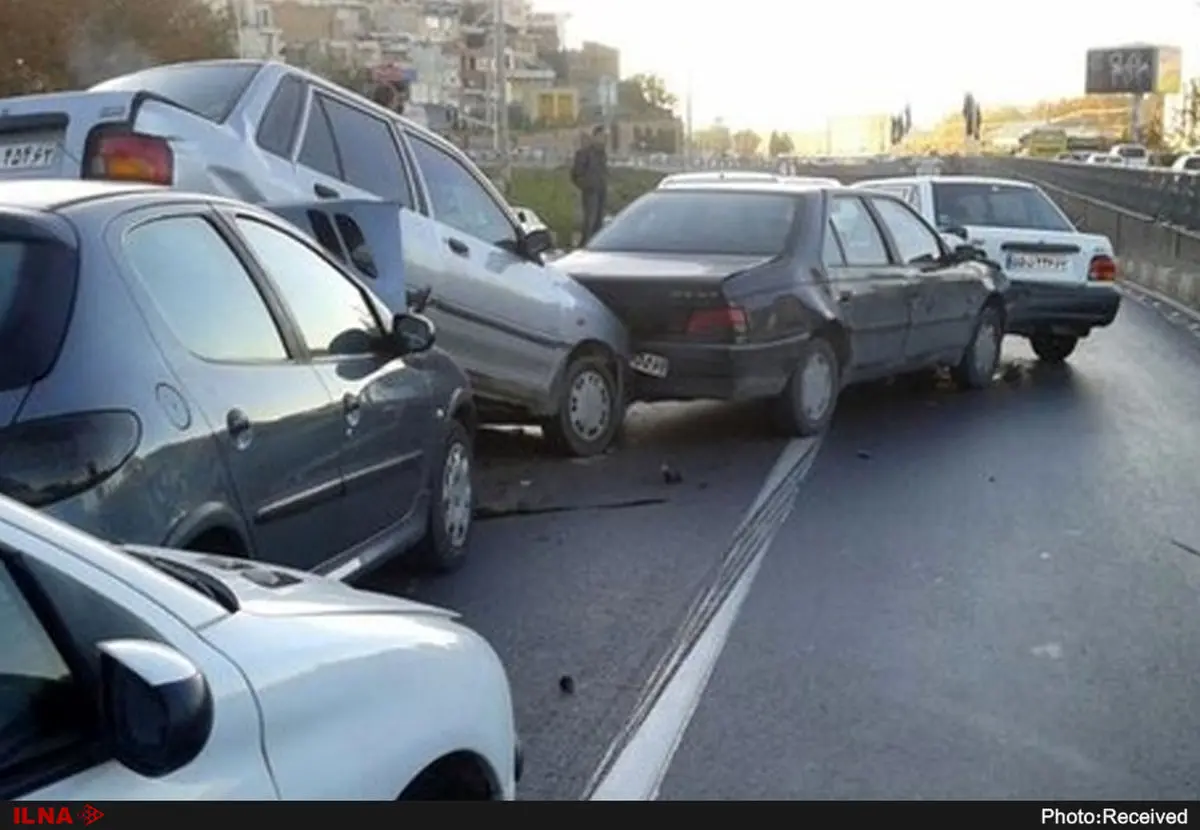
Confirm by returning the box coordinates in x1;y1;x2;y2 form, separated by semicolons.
1005;252;1069;272
630;352;669;379
0;142;57;170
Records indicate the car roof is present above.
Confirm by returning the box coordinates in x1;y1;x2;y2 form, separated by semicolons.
855;175;1037;189
654;180;838;196
0;180;164;211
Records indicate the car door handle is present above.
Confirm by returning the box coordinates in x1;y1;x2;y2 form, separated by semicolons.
314;183;340;199
446;237;469;257
226;409;253;450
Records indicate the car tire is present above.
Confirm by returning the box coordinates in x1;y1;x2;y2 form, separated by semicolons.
773;336;840;436
952;305;1002;390
414;419;474;574
1029;332;1078;364
542;353;623;457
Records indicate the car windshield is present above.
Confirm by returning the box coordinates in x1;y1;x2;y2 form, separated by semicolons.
0;238;78;393
932;181;1073;232
91;63;261;123
586;191;799;256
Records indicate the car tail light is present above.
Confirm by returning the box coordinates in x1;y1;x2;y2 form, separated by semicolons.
685;306;748;337
0;411;142;508
1088;254;1117;282
85;132;174;185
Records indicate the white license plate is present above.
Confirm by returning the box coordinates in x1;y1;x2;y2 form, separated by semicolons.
1005;252;1069;271
630;352;669;379
0;141;57;170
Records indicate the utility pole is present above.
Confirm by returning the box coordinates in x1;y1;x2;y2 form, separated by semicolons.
493;0;511;193
684;69;694;170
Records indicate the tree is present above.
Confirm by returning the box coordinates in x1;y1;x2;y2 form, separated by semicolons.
616;72;678;116
1172;78;1200;149
767;131;794;156
0;0;234;96
732;129;761;157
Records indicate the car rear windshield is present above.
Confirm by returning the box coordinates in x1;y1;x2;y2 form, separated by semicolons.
586;191;799;256
1116;145;1147;158
932;182;1073;232
0;238;78;392
91;63;262;123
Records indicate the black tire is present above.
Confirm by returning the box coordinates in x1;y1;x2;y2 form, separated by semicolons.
952;305;1003;390
542;353;623;457
1030;332;1078;364
414;420;474;574
773;337;840;436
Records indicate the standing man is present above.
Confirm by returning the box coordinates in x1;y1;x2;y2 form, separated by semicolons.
571;124;609;245
372;79;410;116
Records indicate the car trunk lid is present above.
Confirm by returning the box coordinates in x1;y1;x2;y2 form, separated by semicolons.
963;226;1112;285
560;250;769;340
0;91;145;181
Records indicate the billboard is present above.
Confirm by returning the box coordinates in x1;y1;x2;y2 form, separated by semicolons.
1085;46;1182;95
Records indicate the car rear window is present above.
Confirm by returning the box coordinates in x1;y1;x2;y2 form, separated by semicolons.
586;191;800;256
1116;145;1147;158
91;63;262;123
0;238;78;392
932;182;1073;232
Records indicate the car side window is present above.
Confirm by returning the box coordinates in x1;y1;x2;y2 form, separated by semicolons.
871;197;942;265
822;219;846;266
233;218;382;357
0;559;91;789
297;97;341;179
123;216;289;362
256;75;306;158
829;197;889;266
407;134;516;247
318;96;413;207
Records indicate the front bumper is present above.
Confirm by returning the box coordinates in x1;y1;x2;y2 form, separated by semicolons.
1004;280;1121;337
628;333;810;402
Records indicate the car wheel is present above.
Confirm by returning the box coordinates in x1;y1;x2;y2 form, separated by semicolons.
1029;332;1078;364
953;305;1002;390
542;353;622;457
414;419;474;574
773;336;839;436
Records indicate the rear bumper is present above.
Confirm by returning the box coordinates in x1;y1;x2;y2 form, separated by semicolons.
628;333;809;402
1004;280;1121;337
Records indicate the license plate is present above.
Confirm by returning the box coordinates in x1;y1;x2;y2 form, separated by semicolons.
0;141;57;170
1005;252;1069;271
630;352;669;379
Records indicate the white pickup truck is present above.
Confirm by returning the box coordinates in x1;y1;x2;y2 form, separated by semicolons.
852;175;1121;363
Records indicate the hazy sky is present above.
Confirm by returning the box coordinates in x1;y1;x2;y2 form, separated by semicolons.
541;0;1198;130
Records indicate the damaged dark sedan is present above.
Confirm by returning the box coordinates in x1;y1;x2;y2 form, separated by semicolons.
555;181;1009;435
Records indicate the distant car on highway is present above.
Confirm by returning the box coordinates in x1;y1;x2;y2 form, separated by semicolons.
1170;153;1200;173
1085;153;1123;166
0;59;629;456
0;180;478;577
0;493;519;801
657;171;842;188
1107;143;1150;169
554;181;1007;436
852;175;1119;363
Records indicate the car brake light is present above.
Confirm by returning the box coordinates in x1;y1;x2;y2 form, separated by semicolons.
685;306;748;337
0;410;142;508
86;132;174;185
1088;254;1117;282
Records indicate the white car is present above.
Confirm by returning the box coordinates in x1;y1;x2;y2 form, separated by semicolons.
0;495;519;801
851;175;1120;363
1170;153;1200;173
658;171;841;188
1107;143;1150;168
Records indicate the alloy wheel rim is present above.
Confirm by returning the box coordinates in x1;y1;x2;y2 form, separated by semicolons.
442;442;472;549
800;352;834;421
568;369;611;442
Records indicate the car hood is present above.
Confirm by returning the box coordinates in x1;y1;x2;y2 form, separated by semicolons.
123;545;457;620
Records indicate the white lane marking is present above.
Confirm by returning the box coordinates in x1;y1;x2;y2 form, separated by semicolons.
589;436;820;800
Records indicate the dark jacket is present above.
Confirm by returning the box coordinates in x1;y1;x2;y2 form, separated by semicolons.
571;143;608;192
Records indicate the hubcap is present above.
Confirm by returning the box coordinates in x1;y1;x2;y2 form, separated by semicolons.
441;442;472;549
800;351;834;421
568;369;611;442
974;321;999;377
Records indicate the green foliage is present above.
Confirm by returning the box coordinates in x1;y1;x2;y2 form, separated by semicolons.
617;73;677;116
488;166;664;248
767;131;795;157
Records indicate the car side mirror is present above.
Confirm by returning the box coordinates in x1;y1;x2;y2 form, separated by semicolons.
953;243;981;261
391;312;435;355
523;227;554;258
98;639;213;778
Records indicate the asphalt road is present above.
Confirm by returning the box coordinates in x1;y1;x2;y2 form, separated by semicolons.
367;287;1200;800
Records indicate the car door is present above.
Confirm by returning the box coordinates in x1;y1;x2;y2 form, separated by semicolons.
114;208;348;569
826;195;911;379
1;526;275;800
224;211;432;564
404;130;566;407
867;194;984;364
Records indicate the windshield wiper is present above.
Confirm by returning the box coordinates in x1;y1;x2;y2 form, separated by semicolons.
134;554;239;613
